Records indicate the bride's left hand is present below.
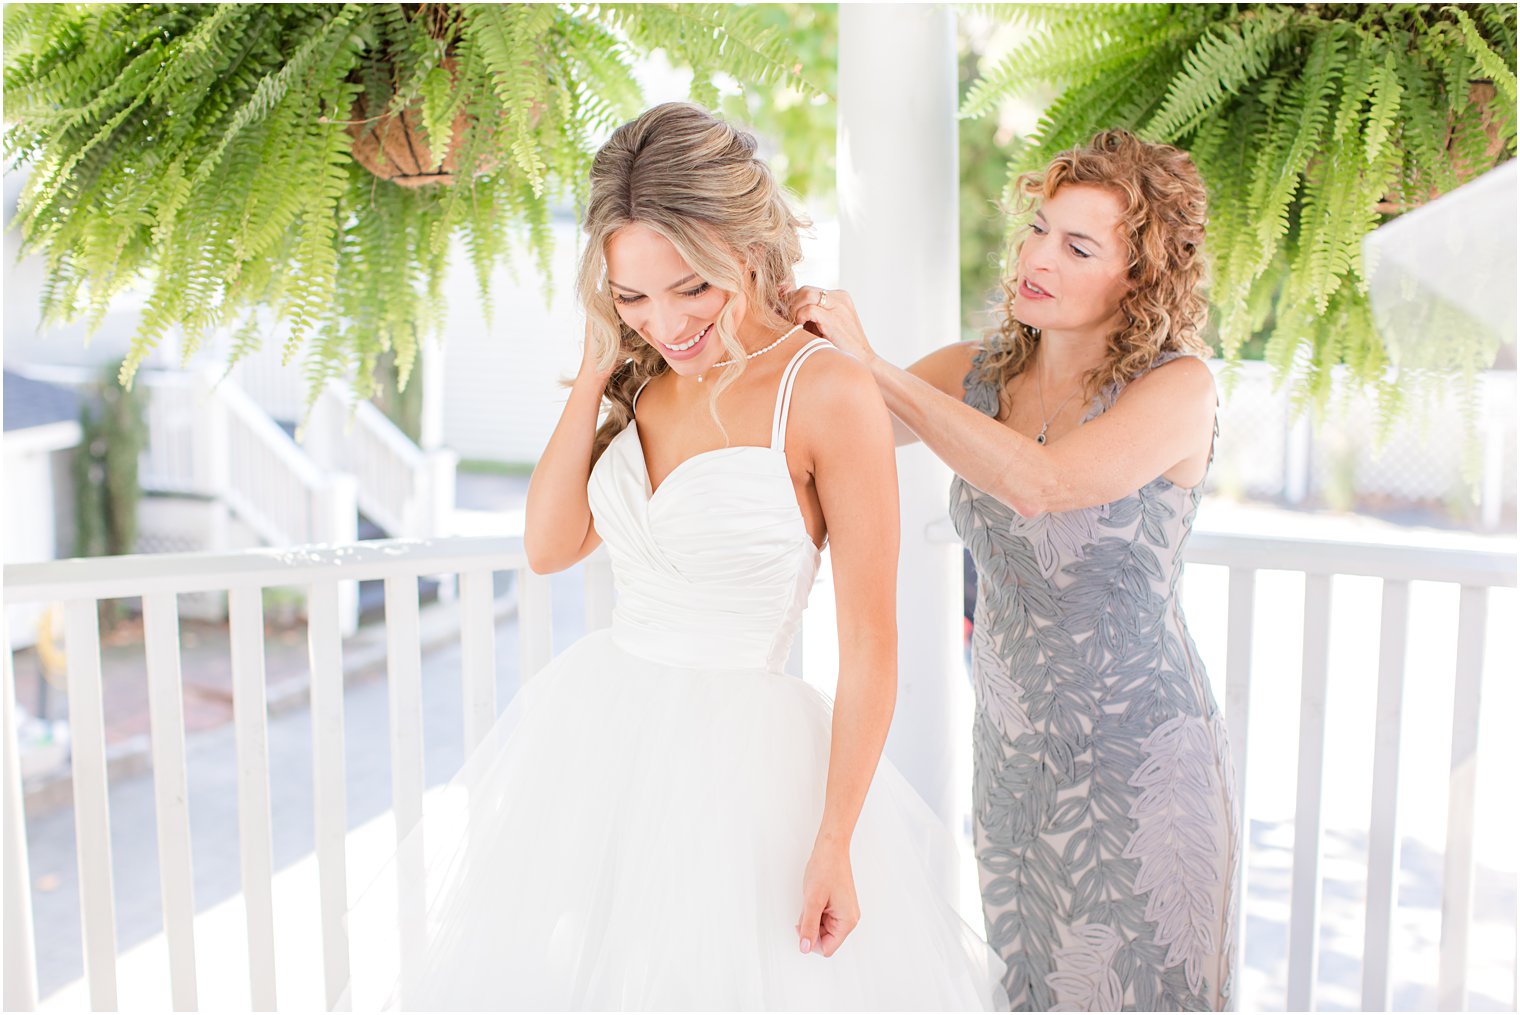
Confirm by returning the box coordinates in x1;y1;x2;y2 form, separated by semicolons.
795;842;860;958
787;286;876;364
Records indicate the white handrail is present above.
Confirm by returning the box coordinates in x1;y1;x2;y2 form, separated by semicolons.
3;536;527;603
1184;531;1516;586
216;378;329;546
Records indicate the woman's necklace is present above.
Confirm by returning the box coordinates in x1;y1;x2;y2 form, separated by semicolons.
696;323;805;383
1033;366;1083;446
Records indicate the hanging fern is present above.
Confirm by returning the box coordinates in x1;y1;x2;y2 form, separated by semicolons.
2;3;826;412
963;3;1517;419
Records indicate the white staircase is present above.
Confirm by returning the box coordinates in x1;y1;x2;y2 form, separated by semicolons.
9;365;458;634
303;383;458;542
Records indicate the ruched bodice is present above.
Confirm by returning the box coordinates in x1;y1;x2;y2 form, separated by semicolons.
586;339;830;672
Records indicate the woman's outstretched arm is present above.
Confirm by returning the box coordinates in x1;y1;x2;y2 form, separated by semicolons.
793;290;1216;516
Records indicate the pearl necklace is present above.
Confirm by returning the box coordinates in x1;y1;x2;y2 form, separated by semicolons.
696;323;805;382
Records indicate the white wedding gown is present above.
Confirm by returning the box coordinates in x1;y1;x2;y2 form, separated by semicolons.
341;339;1006;1011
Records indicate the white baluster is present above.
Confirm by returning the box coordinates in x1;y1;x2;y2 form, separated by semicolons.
4;628;39;1011
1287;573;1332;1012
307;581;350;1009
1438;585;1489;1011
1363;579;1410;1011
384;578;426;840
384;576;427;999
518;568;554;680
1224;566;1255;1002
142;592;198;1010
62;599;118;1010
229;587;278;1010
459;570;498;755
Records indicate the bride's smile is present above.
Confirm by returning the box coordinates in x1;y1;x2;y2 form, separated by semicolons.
605;222;777;375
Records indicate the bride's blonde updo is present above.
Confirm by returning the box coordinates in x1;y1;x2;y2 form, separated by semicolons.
578;102;807;465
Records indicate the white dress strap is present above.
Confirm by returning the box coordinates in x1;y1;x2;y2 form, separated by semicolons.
770;338;832;452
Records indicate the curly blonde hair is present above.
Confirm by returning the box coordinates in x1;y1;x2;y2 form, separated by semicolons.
577;102;806;465
978;128;1211;410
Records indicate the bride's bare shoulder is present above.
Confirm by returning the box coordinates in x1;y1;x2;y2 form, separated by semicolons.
785;346;892;460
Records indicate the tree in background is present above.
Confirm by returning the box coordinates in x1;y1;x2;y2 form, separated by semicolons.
73;361;147;561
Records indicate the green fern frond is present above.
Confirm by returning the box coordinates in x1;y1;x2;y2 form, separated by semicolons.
463;3;556;194
1144;8;1293;141
1253;27;1346;252
1363;50;1404;166
189;7;363;195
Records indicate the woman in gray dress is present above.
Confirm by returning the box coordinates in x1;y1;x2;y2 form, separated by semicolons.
790;129;1239;1011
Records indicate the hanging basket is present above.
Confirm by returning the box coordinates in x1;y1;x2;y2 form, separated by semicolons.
345;58;501;188
1375;80;1510;214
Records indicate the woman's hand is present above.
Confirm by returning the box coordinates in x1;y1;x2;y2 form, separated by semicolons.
578;318;617;386
788;286;876;364
795;840;861;958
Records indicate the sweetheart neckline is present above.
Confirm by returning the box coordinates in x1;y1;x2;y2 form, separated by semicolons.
612;423;825;552
623;421;785;499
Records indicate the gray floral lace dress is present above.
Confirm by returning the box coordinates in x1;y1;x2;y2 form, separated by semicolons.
951;346;1239;1012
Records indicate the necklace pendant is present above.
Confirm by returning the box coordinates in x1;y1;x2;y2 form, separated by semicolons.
1036;429;1048;445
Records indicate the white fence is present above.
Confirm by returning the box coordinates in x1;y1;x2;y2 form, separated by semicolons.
3;538;613;1010
1182;532;1515;1011
3;532;1515;1011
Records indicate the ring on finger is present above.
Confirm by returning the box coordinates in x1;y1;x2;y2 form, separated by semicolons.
818;289;830;309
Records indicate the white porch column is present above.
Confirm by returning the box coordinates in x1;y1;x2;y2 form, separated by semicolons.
838;5;963;842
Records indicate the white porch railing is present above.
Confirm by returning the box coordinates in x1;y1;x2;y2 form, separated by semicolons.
1181;533;1515;1012
3;537;613;1011
2;532;1514;1011
215;378;356;550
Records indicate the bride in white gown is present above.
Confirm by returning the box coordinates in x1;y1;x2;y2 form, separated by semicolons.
340;102;1004;1011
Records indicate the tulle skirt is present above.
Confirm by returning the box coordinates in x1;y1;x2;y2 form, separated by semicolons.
339;629;1006;1011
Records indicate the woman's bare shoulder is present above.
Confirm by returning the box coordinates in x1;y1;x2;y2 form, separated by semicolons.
906;340;983;398
784;346;891;453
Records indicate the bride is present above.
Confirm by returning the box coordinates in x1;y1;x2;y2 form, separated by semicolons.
341;102;1003;1010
